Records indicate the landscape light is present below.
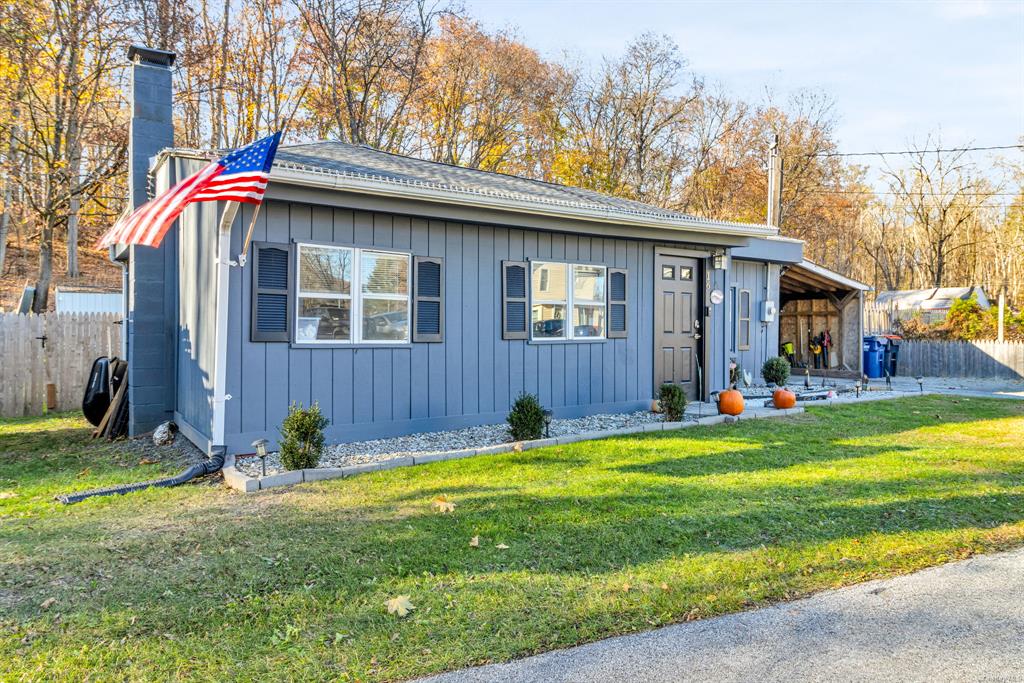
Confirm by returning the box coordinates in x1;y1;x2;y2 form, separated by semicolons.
542;410;553;438
915;376;924;394
252;438;269;476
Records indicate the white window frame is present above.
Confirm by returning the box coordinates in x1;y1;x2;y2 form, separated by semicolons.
294;243;412;345
530;261;607;341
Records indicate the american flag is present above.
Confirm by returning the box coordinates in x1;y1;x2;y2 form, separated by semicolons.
98;131;282;249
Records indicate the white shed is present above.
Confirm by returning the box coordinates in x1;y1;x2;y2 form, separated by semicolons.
54;287;123;314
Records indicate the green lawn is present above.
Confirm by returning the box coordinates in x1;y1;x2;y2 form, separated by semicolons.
2;397;1023;681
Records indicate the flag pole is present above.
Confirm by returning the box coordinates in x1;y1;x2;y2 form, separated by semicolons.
237;201;264;267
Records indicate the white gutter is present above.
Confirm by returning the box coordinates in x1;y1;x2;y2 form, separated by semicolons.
210;202;239;451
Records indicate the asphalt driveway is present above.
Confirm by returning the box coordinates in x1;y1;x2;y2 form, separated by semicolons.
419;547;1024;683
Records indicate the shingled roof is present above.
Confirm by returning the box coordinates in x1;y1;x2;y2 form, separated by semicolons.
268;141;776;237
154;140;777;237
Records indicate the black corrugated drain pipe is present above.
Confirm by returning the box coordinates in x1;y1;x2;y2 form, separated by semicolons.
56;451;226;505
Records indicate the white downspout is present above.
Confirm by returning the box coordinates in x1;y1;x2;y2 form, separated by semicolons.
211;202;240;451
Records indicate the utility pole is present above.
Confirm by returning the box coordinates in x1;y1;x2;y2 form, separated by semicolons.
766;134;783;228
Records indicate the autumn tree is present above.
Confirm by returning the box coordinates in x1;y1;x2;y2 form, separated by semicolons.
297;0;451;150
2;0;127;310
408;17;566;174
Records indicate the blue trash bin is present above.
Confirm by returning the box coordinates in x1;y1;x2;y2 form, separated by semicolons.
863;336;884;378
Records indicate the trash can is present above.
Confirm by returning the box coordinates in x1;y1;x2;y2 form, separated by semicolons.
863;336;884;378
883;336;901;377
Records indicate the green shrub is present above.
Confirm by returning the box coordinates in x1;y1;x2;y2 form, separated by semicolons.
507;392;546;441
279;402;329;470
761;356;791;386
659;383;686;422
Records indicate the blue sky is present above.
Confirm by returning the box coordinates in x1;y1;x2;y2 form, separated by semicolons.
466;0;1024;175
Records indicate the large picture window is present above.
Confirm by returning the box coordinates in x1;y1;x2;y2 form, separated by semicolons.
531;261;606;340
295;243;410;344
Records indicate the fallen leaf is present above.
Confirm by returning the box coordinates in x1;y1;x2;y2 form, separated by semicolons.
432;495;456;514
621;583;631;593
495;543;509;550
139;458;159;466
40;598;57;610
469;536;480;548
660;583;670;591
0;492;16;499
385;595;415;618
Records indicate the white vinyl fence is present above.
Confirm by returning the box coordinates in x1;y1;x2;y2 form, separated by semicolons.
0;313;121;418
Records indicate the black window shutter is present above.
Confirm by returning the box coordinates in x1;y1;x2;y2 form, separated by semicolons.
607;268;628;338
502;260;528;340
413;256;444;342
251;242;292;342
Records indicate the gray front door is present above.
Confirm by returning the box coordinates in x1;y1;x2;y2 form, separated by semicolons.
655;254;702;401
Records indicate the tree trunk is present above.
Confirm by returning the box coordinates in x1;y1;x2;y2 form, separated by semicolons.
33;215;56;312
65;122;82;277
0;78;24;277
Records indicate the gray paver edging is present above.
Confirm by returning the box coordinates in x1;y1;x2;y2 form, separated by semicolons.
220;405;806;493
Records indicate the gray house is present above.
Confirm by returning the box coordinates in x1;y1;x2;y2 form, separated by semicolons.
117;46;813;456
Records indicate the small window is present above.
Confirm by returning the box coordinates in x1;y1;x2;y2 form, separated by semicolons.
572;265;606;338
679;266;693;280
296;244;353;343
360;250;409;342
662;265;674;280
738;289;751;350
531;262;567;339
531;261;606;340
295;243;410;344
729;286;738;353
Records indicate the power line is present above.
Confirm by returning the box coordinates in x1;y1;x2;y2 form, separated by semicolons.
803;144;1024;158
801;189;1022;197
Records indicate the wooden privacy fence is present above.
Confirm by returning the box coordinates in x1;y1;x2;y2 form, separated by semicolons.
864;302;897;335
897;340;1024;381
0;313;121;418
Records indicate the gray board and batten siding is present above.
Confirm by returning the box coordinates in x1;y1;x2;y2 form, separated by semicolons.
728;258;783;379
161;154;792;455
222;198;659;454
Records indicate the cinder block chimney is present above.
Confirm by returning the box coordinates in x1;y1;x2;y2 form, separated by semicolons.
124;45;177;435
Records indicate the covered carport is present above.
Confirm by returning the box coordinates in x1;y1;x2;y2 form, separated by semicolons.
779;260;872;377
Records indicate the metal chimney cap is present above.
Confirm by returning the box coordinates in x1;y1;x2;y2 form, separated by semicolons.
127;45;176;67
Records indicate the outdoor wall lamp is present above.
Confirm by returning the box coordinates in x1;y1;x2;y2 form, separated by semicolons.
252;438;269;476
542;410;553;438
713;253;730;270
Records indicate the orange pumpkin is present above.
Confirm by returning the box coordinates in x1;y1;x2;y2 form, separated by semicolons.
772;388;796;409
717;389;744;416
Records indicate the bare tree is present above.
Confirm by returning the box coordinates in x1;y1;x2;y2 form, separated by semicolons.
296;0;450;150
884;137;985;288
